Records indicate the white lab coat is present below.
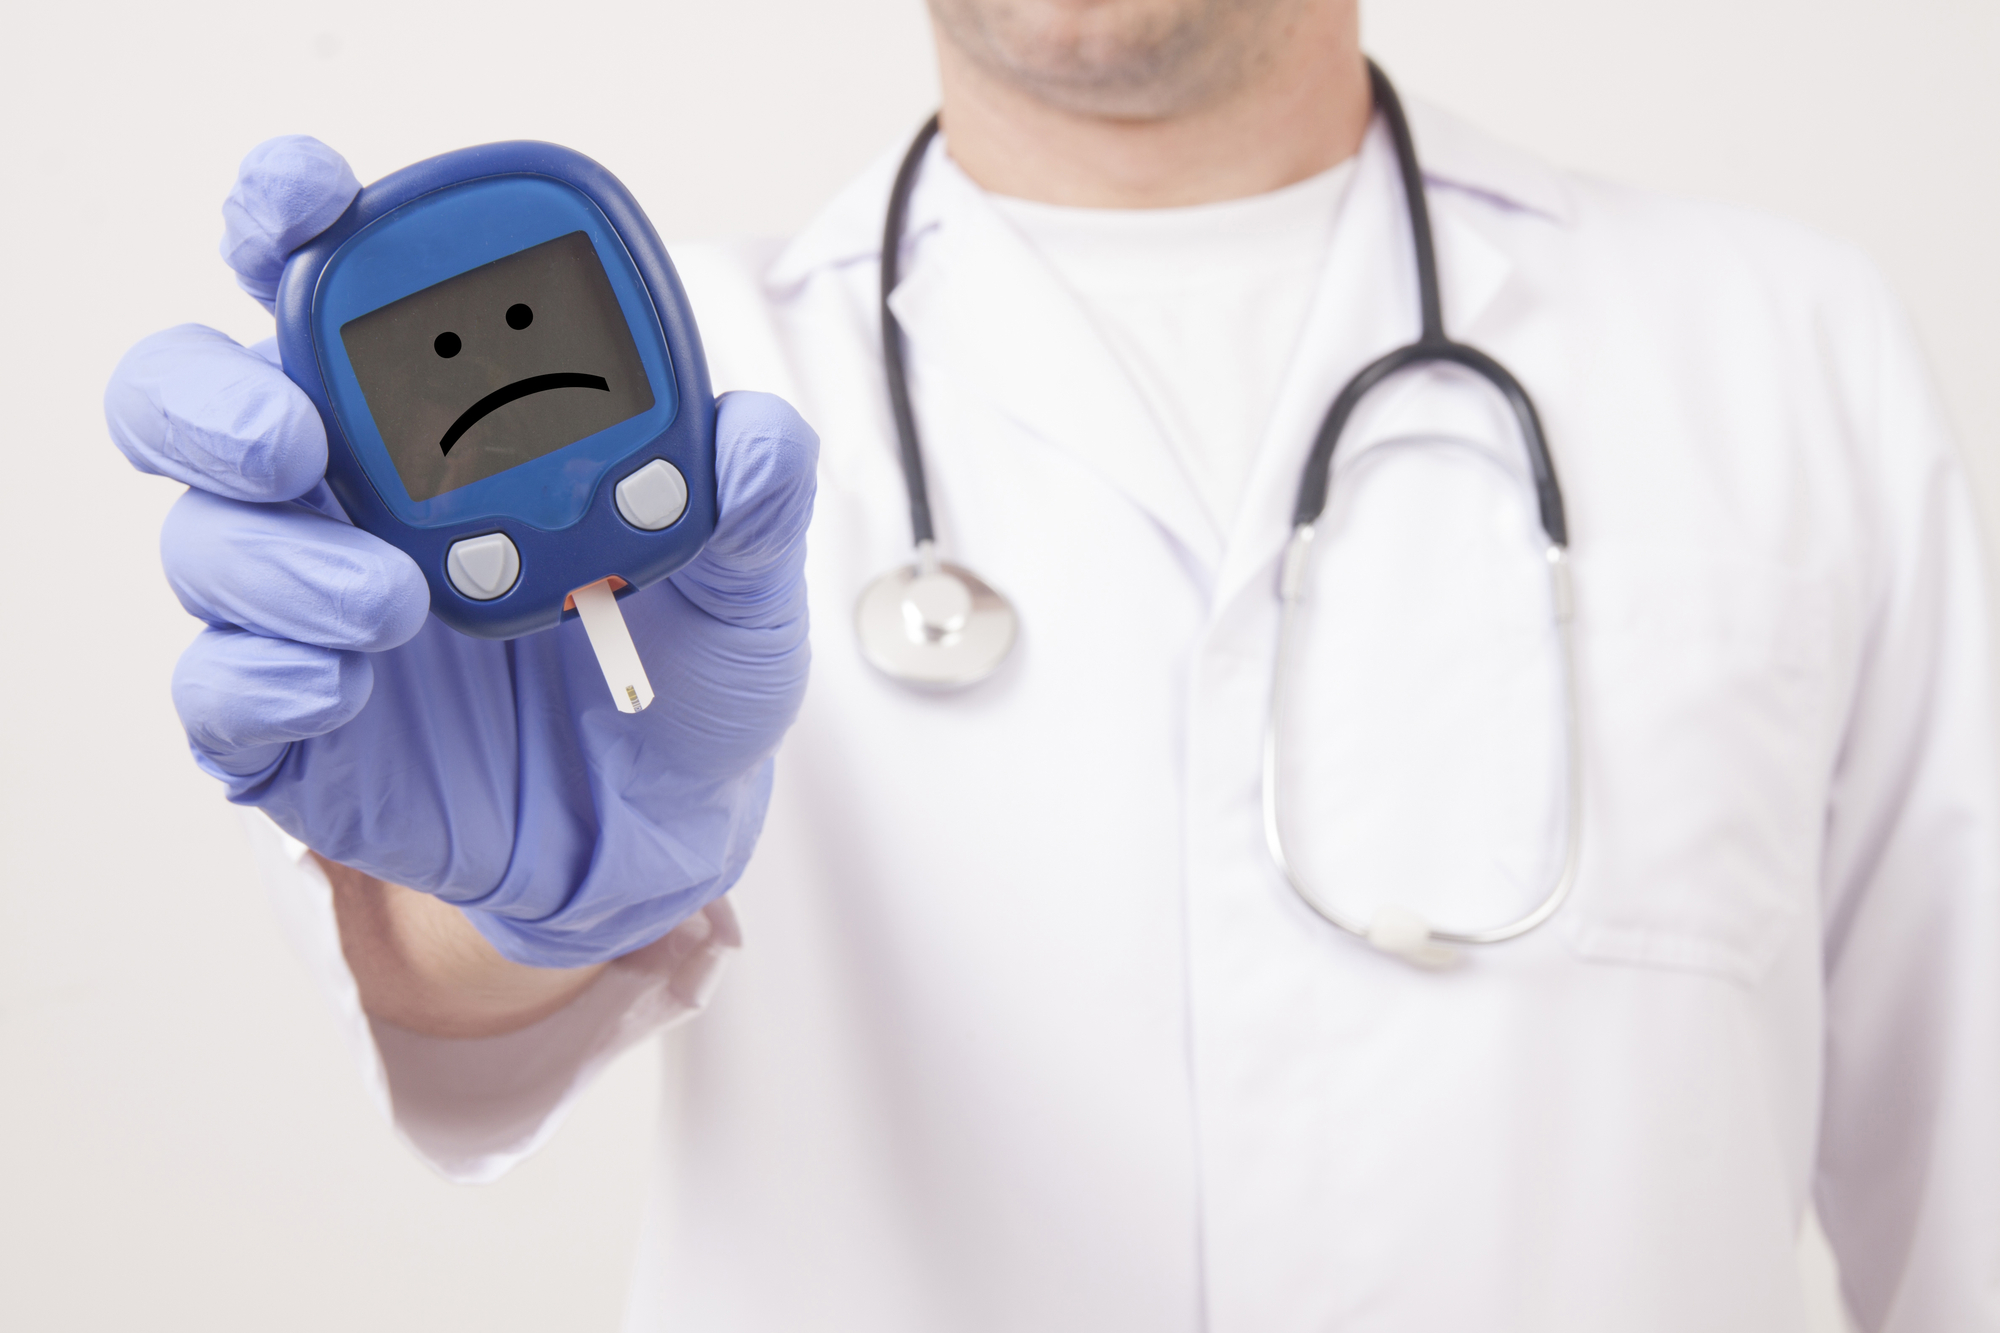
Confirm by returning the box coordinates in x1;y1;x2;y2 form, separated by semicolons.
257;99;2000;1331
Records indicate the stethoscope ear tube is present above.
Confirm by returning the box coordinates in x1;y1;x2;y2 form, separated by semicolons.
1264;531;1582;963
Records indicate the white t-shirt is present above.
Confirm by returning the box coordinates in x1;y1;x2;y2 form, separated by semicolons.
988;158;1358;533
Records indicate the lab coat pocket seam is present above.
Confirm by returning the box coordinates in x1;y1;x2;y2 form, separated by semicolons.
1558;550;1833;987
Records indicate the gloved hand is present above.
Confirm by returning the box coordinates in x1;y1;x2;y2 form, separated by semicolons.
105;137;816;968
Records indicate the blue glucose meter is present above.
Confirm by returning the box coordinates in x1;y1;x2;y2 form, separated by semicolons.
275;142;715;642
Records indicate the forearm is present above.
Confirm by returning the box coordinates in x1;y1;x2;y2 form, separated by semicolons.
317;853;607;1038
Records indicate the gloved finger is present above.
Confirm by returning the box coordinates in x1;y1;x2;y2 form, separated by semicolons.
162;489;430;652
106;324;328;502
173;626;373;761
221;135;360;312
670;390;819;630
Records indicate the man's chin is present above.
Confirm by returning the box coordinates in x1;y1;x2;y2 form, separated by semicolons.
928;0;1298;120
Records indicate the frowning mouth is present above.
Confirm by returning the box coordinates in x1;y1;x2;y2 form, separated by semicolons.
438;373;612;455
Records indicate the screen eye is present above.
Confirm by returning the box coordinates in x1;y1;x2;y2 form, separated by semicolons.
434;332;461;358
506;303;534;330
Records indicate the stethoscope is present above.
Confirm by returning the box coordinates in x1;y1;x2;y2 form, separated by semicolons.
858;62;1581;963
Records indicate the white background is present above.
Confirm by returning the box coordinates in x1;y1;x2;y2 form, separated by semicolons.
3;1;1993;1328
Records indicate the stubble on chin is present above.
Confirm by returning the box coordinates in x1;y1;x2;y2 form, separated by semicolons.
926;0;1299;119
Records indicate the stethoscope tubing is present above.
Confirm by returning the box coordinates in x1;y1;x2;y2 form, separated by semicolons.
880;114;945;549
874;62;1582;957
1289;63;1567;547
1262;62;1580;956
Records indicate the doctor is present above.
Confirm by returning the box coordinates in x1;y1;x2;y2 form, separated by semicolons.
105;0;2000;1329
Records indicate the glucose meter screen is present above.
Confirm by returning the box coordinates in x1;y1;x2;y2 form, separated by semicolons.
341;231;655;502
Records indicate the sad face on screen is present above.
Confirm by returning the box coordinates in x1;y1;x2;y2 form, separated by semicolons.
340;230;654;502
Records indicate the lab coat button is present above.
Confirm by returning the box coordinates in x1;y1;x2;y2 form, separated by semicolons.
615;458;689;531
444;532;521;601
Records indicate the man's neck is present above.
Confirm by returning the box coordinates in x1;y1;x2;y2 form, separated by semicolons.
932;7;1370;209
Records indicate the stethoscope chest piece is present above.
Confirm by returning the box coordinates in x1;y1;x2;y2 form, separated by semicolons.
855;543;1018;688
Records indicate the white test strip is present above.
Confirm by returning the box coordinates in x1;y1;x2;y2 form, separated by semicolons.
571;578;655;713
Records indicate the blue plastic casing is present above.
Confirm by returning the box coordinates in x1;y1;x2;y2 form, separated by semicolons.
275;142;716;639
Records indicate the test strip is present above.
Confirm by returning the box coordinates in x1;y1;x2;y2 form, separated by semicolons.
571;578;655;713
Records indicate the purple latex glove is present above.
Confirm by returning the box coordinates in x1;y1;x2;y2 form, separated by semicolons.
105;137;816;967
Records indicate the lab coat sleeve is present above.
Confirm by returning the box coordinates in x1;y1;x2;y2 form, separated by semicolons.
1812;270;2000;1331
242;809;738;1184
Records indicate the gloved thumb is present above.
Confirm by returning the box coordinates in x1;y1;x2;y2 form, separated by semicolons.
221;136;360;313
671;391;819;631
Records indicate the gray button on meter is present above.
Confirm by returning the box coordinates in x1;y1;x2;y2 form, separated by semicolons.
445;532;521;601
615;459;689;531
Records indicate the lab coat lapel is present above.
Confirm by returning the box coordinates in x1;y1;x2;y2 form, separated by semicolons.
1213;117;1523;618
886;150;1226;573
